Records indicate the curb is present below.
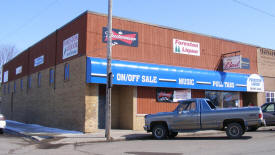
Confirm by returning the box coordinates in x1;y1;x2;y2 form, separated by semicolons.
4;128;41;141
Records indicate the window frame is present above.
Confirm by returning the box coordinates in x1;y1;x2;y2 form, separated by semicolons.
13;80;16;93
64;63;70;81
49;68;55;85
27;76;32;89
265;92;275;103
20;78;23;90
37;72;41;87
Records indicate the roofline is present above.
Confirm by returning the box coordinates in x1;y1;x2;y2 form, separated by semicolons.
86;10;262;48
4;10;273;67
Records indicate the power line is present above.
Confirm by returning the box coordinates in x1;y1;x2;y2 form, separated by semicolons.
232;0;275;18
0;0;59;43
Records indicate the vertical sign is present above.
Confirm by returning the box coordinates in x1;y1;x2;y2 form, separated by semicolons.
63;33;79;60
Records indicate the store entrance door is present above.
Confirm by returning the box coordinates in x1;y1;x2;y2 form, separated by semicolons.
98;85;106;129
242;92;258;106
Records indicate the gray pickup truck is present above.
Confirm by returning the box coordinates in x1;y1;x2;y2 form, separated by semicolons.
144;98;265;139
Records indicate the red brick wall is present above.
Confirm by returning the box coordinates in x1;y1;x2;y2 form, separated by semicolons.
86;12;258;74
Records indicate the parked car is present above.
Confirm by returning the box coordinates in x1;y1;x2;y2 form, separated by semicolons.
248;102;275;131
144;98;265;139
0;114;6;134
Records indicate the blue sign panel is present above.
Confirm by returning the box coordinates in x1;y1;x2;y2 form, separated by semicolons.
86;57;258;92
102;27;138;47
241;58;250;69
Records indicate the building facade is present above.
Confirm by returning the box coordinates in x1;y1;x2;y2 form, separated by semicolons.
257;48;275;105
1;11;265;132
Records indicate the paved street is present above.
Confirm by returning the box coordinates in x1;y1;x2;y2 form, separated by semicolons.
1;129;275;155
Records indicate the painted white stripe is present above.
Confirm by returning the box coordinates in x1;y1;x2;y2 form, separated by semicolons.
236;84;247;87
91;73;107;77
158;78;177;82
196;81;211;85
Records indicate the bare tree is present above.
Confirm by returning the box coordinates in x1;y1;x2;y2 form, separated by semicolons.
0;45;17;83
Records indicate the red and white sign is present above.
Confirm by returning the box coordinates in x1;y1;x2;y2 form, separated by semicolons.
173;39;200;56
223;55;241;70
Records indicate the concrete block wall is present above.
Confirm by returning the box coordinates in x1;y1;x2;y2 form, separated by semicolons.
84;83;99;132
1;56;87;131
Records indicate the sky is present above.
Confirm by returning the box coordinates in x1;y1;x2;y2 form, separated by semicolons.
0;0;275;57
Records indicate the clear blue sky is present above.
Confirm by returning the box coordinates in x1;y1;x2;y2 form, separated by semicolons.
0;0;275;56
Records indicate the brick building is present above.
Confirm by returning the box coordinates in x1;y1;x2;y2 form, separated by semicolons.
1;11;265;132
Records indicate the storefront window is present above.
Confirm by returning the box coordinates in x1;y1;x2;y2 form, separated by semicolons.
266;92;275;103
205;91;240;108
156;88;191;102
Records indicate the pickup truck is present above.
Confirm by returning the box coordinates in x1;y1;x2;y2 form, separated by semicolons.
144;98;265;139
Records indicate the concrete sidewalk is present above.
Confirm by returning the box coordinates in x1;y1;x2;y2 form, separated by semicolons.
5;120;275;144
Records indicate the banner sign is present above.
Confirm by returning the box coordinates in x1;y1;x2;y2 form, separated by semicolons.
102;27;138;47
86;57;264;92
223;55;241;70
34;55;44;67
223;55;250;70
3;71;8;82
173;39;200;56
16;66;22;75
247;74;264;92
63;33;79;60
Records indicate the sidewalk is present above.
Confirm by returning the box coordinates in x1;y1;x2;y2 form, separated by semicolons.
5;120;275;144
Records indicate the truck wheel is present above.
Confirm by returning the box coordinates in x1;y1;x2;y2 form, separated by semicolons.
168;132;178;138
152;125;167;139
0;129;3;134
226;123;244;139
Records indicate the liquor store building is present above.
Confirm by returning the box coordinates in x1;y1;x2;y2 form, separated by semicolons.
1;11;264;132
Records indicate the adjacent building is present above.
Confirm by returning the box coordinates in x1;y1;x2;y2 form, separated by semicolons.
1;11;265;132
257;48;275;105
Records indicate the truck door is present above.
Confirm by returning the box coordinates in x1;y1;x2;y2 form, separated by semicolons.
172;101;200;130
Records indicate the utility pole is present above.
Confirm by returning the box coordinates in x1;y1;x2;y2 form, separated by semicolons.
105;0;112;141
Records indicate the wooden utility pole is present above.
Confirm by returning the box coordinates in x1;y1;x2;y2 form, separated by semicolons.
105;0;112;141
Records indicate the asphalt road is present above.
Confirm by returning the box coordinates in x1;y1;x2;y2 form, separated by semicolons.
1;129;275;155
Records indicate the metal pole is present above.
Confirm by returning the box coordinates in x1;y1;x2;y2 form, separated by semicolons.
105;0;112;141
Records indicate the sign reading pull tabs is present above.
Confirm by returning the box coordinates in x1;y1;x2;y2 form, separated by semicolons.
102;27;138;47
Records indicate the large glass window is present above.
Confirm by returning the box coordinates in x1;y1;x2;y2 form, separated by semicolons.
266;92;275;103
205;91;240;108
156;88;191;102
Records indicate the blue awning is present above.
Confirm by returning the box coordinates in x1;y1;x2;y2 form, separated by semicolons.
86;57;264;92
